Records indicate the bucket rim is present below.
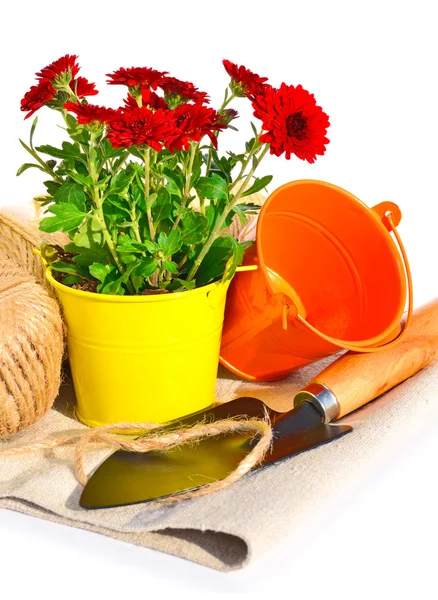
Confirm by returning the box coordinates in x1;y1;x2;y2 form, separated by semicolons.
255;179;407;347
45;267;222;303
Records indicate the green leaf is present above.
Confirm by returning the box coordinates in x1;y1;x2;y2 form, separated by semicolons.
89;262;109;283
65;114;77;130
16;163;45;176
53;181;86;211
143;240;159;254
100;138;126;161
106;195;131;216
67;171;93;188
73;218;103;248
158;229;182;258
30;116;38;148
133;257;157;278
63;275;82;286
163;168;183;198
130;183;144;209
44;181;62;196
221;235;244;284
98;262;136;295
181;211;209;245
39;203;88;233
163;260;179;274
120;253;138;265
146;192;158;210
37;142;85;162
170;278;196;291
107;171;135;197
117;240;152;254
195;173;228;200
151;188;172;224
64;241;107;268
194;237;244;286
50;261;88;277
241;175;273;197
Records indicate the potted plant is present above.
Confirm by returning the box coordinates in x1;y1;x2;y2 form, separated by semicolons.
18;54;330;426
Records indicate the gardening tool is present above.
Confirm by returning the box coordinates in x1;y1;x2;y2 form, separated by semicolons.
80;298;438;509
220;180;413;381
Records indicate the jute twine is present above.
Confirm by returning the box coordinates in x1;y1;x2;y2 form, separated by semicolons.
0;417;273;502
0;202;271;501
0;258;64;440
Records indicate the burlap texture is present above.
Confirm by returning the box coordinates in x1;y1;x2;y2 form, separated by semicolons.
1;358;437;572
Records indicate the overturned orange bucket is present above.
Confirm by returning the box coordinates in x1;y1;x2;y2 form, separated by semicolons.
220;180;413;381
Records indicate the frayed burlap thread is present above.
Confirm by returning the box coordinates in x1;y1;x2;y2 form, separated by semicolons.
0;416;273;502
0;259;64;439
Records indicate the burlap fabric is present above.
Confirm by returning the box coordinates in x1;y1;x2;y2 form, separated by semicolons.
1;357;437;571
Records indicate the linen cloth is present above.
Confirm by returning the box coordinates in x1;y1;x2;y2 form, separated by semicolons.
1;357;437;572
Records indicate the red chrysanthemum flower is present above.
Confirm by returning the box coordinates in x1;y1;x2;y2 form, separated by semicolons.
158;76;209;106
222;59;268;98
106;106;176;151
252;83;330;163
21;79;56;119
167;103;227;153
71;76;99;99
64;102;116;125
36;54;80;82
123;88;167;111
106;67;167;90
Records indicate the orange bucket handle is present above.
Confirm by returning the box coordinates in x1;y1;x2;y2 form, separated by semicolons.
292;206;413;353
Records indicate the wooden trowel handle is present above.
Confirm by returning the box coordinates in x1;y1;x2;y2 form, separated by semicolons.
309;298;438;420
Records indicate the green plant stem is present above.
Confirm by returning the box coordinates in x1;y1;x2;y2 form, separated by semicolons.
87;131;132;290
204;91;236;178
221;90;236;110
177;246;193;270
20;140;64;184
186;144;270;282
172;142;197;230
234;140;262;186
144;147;155;242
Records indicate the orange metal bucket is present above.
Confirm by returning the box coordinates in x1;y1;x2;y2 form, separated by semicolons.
220;180;413;381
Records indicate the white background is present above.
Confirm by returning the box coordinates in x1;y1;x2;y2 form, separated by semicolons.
1;0;437;596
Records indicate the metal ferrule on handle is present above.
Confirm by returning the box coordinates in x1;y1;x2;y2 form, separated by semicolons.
294;383;340;424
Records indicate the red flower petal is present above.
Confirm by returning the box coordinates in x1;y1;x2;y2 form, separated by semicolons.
64;102;116;125
106;67;167;90
36;54;80;82
106;106;176;150
222;59;268;98
123;89;167;111
158;77;209;104
252;83;330;163
20;79;56;119
71;76;99;98
166;103;226;153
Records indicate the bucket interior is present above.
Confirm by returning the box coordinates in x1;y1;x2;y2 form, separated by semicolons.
257;181;405;343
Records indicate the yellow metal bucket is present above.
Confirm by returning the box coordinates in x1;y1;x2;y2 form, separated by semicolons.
45;268;230;426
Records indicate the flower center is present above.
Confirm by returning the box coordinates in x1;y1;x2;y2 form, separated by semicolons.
176;113;189;129
286;112;308;139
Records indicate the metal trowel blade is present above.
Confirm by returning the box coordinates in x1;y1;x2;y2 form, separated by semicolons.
80;402;352;509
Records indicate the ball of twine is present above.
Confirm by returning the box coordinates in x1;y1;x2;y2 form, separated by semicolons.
0;212;65;440
0;211;69;283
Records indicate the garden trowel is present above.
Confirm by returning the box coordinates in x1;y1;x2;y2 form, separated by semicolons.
80;299;438;509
